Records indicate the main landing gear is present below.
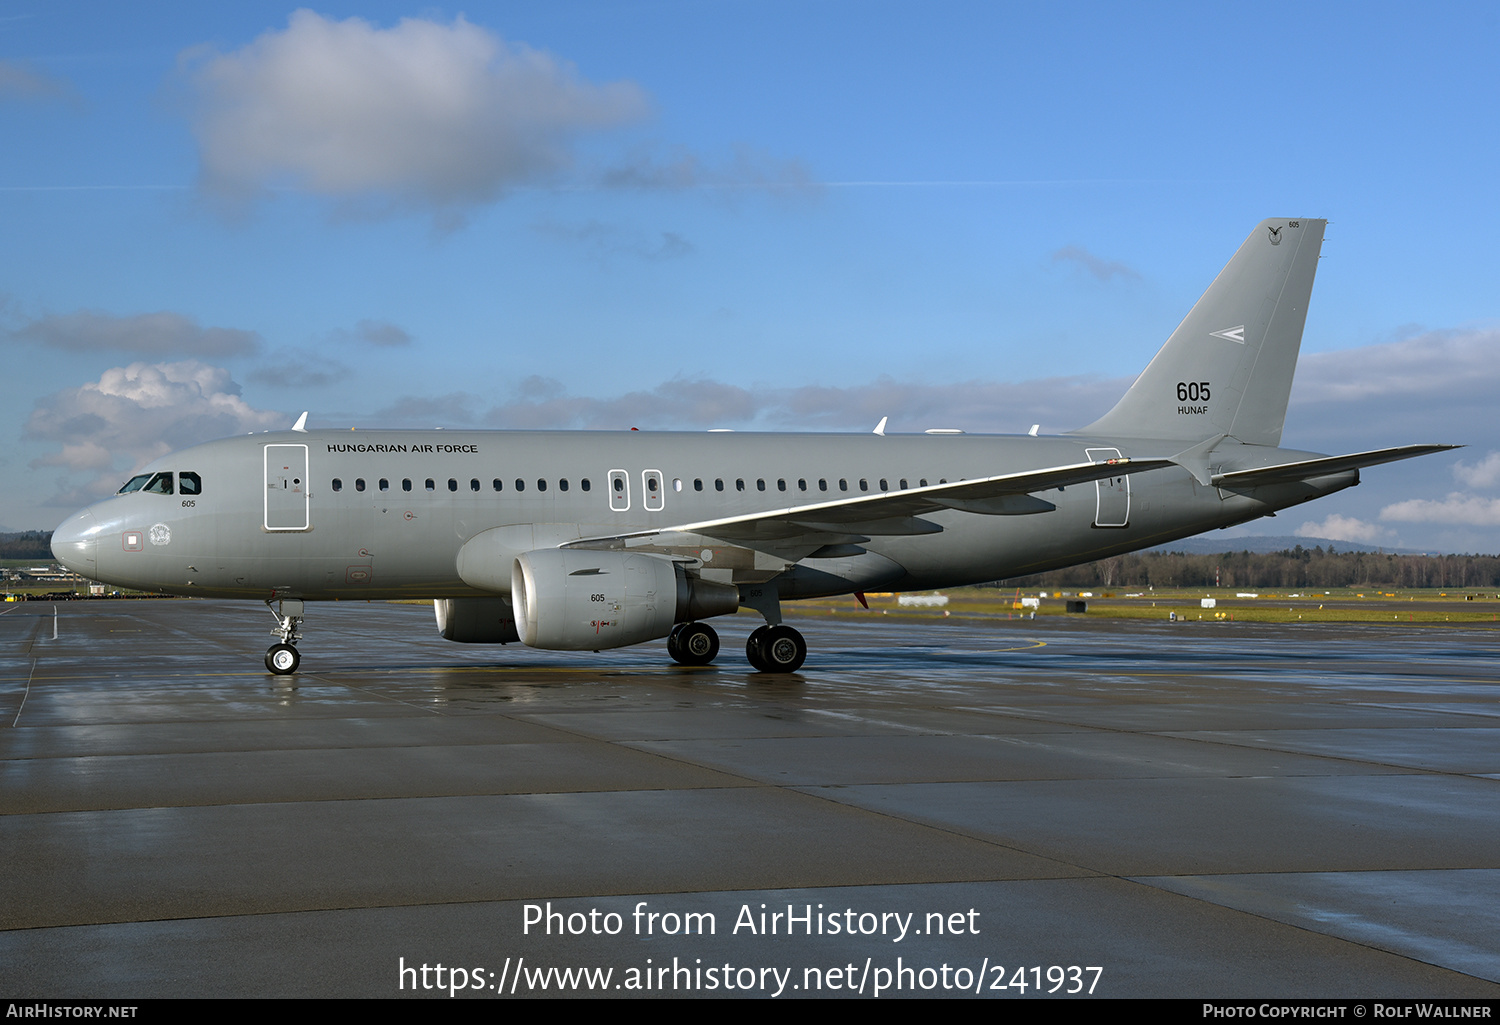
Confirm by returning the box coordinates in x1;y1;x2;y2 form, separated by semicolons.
667;622;720;666
265;597;304;675
746;624;807;673
665;620;807;673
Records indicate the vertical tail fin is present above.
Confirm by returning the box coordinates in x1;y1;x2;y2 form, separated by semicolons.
1075;218;1326;445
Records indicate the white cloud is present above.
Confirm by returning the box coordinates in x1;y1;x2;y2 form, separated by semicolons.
531;218;697;261
1293;328;1500;405
1380;493;1500;526
26;362;283;488
1295;514;1393;544
1282;328;1500;451
430;372;1129;433
1453;451;1500;490
184;10;648;214
1052;245;1140;282
10;310;261;357
352;319;412;347
598;144;816;197
0;60;79;106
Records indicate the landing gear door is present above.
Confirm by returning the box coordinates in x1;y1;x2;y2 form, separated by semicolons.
1084;447;1129;528
265;444;310;531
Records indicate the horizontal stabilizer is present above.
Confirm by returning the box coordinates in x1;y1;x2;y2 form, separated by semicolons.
1211;444;1460;488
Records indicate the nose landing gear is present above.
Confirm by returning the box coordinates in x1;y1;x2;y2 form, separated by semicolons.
265;597;304;675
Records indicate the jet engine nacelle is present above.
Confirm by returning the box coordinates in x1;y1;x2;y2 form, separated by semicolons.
511;548;739;651
434;597;520;644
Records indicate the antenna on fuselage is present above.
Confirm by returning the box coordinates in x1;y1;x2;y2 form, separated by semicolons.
292;412;308;433
873;416;888;436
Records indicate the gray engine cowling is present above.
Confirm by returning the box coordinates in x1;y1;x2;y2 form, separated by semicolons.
434;597;520;644
511;548;739;650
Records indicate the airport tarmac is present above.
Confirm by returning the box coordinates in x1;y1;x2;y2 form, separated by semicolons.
2;598;1498;999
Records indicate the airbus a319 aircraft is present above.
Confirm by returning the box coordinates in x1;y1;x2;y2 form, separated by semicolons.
51;219;1453;674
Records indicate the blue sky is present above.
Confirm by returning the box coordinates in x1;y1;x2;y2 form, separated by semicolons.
3;2;1498;551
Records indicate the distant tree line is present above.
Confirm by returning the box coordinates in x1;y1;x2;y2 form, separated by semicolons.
0;531;54;560
995;546;1500;590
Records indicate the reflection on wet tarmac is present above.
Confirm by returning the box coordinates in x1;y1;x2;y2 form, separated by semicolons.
2;600;1497;997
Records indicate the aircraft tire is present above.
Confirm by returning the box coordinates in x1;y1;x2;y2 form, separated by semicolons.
666;624;685;663
759;625;806;673
745;626;772;672
265;643;300;675
675;622;719;665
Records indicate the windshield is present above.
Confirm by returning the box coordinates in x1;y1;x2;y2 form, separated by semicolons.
117;474;152;494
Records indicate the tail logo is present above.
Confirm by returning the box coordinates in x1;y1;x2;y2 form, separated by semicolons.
1267;225;1282;245
1209;325;1246;344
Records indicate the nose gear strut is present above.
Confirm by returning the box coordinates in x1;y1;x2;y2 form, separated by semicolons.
264;597;304;674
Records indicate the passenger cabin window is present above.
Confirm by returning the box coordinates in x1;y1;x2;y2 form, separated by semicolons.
736;479;745;492
448;479;458;492
515;479;526;492
403;479;413;492
355;478;366;492
470;479;480;492
798;479;807;491
777;479;786;492
180;472;202;495
694;478;703;491
559;479;569;492
118;474;152;494
818;479;827;491
537;479;547;492
379;478;390;492
144;472;174;495
860;479;869;491
332;478;343;492
492;479;503;491
715;479;724;492
839;479;848;492
581;479;591;492
425;479;435;492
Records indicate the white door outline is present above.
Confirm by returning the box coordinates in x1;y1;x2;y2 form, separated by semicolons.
264;444;310;531
608;469;630;512
642;469;664;512
1084;447;1130;528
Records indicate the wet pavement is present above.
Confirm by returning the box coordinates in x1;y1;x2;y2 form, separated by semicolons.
2;598;1498;998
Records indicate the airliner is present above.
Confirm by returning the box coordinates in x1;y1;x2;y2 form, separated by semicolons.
49;219;1454;674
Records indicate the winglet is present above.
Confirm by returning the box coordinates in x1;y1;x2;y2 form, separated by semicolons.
291;412;309;433
873;417;888;436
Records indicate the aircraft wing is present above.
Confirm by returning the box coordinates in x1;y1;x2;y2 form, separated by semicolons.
565;456;1174;555
1211;444;1461;488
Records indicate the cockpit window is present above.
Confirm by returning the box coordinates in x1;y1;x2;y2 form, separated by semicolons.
118;474;152;494
179;472;202;496
143;472;174;495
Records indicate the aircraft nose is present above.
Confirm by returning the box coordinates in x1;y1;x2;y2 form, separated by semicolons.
51;508;98;576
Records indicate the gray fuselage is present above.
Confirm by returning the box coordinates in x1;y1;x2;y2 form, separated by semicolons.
51;427;1354;603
